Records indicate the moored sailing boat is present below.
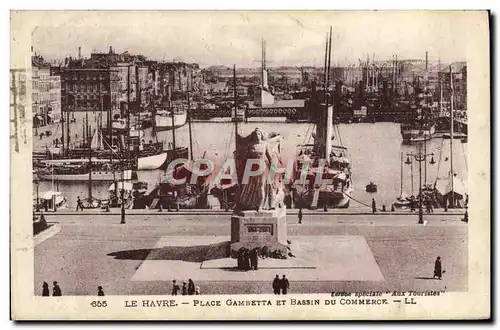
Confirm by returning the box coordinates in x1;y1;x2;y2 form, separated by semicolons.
154;108;187;132
36;160;133;181
98;116;187;171
209;65;242;210
144;80;209;209
434;66;468;209
291;27;353;209
400;81;436;142
400;119;436;142
36;120;134;182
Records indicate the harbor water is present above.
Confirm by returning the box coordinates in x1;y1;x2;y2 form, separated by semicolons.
35;112;468;209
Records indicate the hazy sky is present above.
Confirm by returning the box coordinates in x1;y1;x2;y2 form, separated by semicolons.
31;11;475;68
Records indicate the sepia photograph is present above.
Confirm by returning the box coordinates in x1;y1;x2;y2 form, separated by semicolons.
9;10;490;320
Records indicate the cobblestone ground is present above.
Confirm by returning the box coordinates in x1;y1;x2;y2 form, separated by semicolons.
34;213;467;296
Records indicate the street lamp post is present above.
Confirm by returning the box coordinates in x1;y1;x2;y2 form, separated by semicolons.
406;144;435;224
34;179;40;212
120;188;125;224
120;157;126;224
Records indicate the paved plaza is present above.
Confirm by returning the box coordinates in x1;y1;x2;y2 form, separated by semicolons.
131;236;384;282
34;213;468;296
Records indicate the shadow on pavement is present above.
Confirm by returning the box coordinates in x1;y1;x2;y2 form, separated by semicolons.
413;276;439;280
108;242;230;263
107;249;152;260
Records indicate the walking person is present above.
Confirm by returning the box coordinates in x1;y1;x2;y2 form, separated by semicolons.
76;196;84;212
249;248;259;270
97;286;105;296
182;282;187;295
187;279;196;295
42;282;50;296
52;281;62;296
272;275;280;295
171;280;180;295
280;275;290;295
434;256;443;280
298;208;303;224
372;198;377;214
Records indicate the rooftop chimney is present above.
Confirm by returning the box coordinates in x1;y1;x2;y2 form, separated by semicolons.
109;46;113;54
78;47;81;59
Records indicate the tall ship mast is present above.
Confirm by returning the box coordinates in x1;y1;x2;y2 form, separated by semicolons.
291;27;353;209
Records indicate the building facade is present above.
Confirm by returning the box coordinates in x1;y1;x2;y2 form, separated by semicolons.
62;68;112;112
32;55;61;126
111;63;137;113
439;62;467;110
50;47;200;121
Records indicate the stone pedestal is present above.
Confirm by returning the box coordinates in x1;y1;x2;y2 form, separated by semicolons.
231;208;287;246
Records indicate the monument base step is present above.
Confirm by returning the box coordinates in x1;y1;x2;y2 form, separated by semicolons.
200;257;316;270
201;241;316;270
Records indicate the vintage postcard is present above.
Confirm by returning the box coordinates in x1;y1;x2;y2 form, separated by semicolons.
10;10;490;320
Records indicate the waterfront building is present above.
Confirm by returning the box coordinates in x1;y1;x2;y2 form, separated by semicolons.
32;54;61;126
440;62;467;110
53;62;115;113
111;62;137;112
157;62;202;98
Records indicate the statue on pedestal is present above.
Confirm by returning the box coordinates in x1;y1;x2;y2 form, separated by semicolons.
234;128;285;214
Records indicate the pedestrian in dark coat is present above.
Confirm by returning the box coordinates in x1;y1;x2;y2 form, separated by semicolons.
97;286;105;296
237;248;244;270
372;198;377;214
76;196;84;211
248;248;255;270
42;282;50;296
272;275;280;295
187;279;196;295
298;208;303;224
52;281;62;296
172;280;180;295
434;256;442;280
250;248;259;270
182;282;187;295
243;249;251;271
280;275;290;295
